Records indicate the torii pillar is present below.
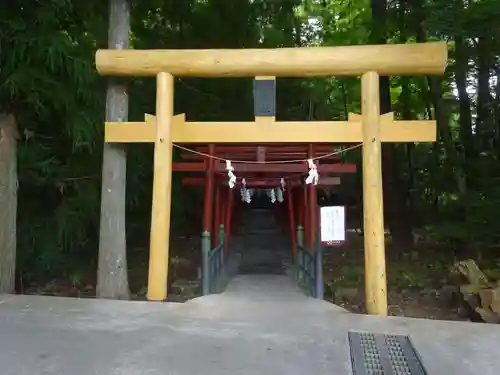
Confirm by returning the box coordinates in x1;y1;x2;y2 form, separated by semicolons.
360;71;386;315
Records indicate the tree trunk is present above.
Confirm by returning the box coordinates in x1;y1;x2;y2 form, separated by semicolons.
495;66;500;160
454;35;475;184
97;0;130;300
398;0;416;225
371;0;413;248
294;12;302;46
0;114;18;294
475;36;493;152
427;76;467;194
399;76;418;225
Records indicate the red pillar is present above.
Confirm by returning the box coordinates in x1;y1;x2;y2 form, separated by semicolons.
287;187;297;259
220;188;227;231
202;144;215;234
213;184;221;247
316;196;321;245
224;187;234;253
303;184;309;248
307;144;317;250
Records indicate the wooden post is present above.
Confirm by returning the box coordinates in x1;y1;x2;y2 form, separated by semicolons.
287;187;296;259
213;184;221;247
203;145;215;230
147;72;174;301
315;198;320;244
202;144;215;248
224;187;234;253
361;71;388;316
220;188;227;232
296;224;304;281
315;243;324;300
303;185;309;248
296;225;304;248
201;231;210;295
307;144;317;250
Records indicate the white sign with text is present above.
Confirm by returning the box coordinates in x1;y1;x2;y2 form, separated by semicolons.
320;206;345;242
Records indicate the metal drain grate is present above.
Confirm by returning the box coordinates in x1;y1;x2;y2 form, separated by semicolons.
348;331;428;375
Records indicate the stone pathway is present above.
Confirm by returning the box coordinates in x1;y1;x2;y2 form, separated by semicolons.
1;291;499;375
1;209;499;374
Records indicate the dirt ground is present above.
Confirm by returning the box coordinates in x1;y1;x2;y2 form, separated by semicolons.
330;284;465;321
323;233;466;321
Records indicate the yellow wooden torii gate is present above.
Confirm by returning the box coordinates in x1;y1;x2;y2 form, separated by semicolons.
95;42;448;315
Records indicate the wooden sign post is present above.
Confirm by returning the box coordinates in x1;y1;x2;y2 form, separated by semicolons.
95;42;447;314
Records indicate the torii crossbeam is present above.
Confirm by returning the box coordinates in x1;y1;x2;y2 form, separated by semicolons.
95;42;447;315
105;112;435;144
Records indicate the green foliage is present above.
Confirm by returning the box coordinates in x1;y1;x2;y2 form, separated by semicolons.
426;185;500;248
0;1;106;281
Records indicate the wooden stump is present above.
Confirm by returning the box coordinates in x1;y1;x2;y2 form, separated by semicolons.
452;259;500;324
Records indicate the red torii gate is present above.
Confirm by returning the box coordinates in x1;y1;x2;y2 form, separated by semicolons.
170;71;359;253
175;133;357;258
167;74;359;258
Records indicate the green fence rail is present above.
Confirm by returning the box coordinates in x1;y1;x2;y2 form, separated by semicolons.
295;225;324;299
201;225;225;295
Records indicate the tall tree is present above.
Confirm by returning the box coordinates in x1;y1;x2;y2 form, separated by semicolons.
0;114;17;293
97;0;130;299
411;0;466;194
495;65;500;159
475;34;494;152
371;0;413;247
